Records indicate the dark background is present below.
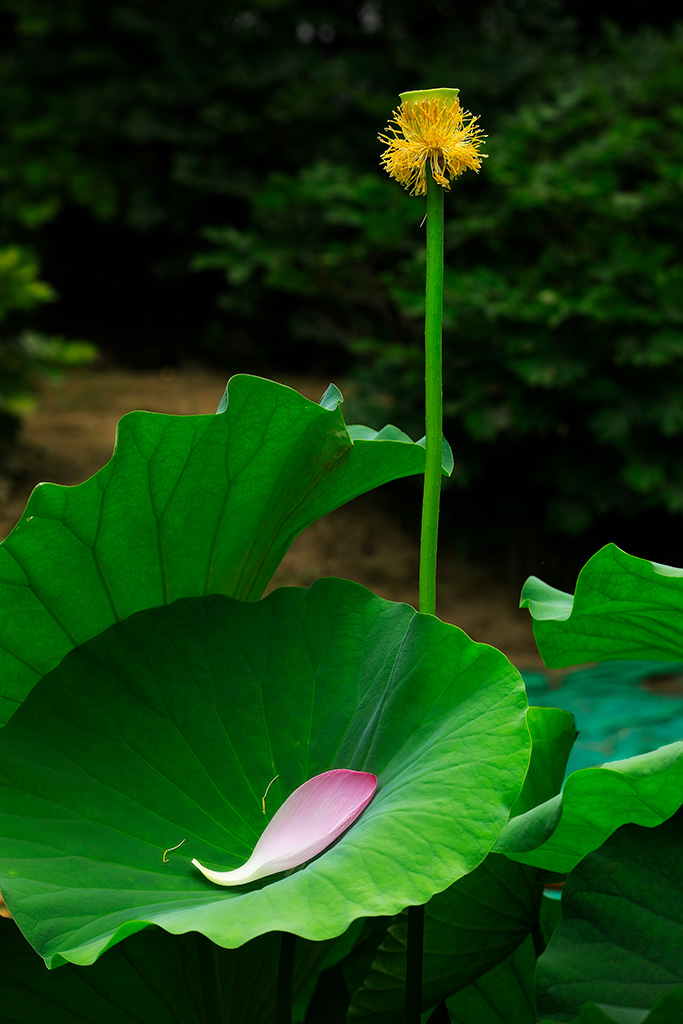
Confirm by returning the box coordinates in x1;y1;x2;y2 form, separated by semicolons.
1;0;682;584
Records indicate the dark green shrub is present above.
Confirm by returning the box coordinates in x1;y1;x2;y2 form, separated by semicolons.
195;25;683;554
0;246;96;446
2;1;682;557
191;163;418;367
0;0;578;361
424;25;683;543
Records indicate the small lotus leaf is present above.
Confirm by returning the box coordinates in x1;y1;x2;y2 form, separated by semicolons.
521;544;683;668
496;742;683;873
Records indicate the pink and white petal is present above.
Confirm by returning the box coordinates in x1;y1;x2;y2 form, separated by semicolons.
192;769;377;886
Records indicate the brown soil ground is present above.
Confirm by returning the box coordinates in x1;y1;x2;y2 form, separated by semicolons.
0;366;543;668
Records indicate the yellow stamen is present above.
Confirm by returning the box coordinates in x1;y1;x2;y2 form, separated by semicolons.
162;838;185;863
262;774;279;814
379;93;487;196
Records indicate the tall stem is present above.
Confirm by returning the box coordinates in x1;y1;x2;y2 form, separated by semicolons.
197;935;226;1024
418;167;445;618
407;167;445;1024
405;903;426;1022
275;931;295;1024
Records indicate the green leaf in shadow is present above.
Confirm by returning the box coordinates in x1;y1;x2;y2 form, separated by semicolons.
444;934;538;1024
0;919;209;1024
542;987;683;1024
537;811;683;1021
0;578;529;967
347;855;542;1024
0;917;337;1024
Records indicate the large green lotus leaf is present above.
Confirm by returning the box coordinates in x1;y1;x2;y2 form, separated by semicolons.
0;374;446;728
0;917;336;1023
444;934;538;1024
495;743;683;873
347;707;575;1023
0;578;530;968
537;811;683;1022
521;544;683;668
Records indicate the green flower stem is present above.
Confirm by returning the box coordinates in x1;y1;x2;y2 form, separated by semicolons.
405;902;426;1022
419;166;445;618
407;166;445;1024
275;931;295;1024
197;935;226;1023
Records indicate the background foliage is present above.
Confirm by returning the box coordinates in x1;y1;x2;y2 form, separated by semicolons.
0;0;681;567
0;245;95;453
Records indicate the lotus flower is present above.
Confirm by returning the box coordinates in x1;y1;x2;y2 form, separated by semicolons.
379;88;487;195
192;769;377;886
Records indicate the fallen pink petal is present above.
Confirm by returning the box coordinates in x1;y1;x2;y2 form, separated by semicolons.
192;769;377;886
